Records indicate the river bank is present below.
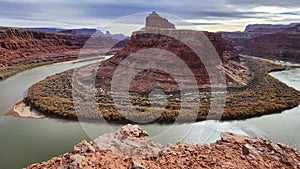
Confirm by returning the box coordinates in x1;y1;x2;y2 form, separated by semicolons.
2;55;113;121
2;55;106;120
5;101;46;119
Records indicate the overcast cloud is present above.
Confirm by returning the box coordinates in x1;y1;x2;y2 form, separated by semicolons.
0;0;299;33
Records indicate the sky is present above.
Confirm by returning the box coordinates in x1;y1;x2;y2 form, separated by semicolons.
0;0;299;34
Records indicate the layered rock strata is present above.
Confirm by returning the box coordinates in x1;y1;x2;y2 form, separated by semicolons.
222;23;300;62
0;27;120;79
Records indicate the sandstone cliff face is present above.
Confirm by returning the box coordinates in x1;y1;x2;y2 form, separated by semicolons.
0;27;118;69
222;28;285;52
26;124;300;169
222;24;300;62
241;24;300;62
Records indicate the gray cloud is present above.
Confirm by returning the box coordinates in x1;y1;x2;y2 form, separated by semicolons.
180;10;271;19
224;0;300;8
0;0;299;31
0;1;41;19
280;12;299;15
191;22;223;25
0;0;272;20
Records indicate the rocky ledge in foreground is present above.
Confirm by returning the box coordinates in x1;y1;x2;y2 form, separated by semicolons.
26;124;300;169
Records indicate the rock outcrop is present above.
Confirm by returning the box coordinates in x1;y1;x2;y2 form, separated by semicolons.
145;11;175;29
26;124;300;169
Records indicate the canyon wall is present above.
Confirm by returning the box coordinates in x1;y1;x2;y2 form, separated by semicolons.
241;25;300;62
0;27;119;71
222;23;300;62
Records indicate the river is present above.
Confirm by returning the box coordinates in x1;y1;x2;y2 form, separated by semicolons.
0;58;299;168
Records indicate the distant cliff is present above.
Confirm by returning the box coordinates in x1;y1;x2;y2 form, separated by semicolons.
244;23;299;32
26;28;129;40
242;25;300;62
0;27;121;79
222;23;300;62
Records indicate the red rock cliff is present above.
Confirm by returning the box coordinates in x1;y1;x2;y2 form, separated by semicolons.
241;24;300;62
222;23;300;62
0;27;118;69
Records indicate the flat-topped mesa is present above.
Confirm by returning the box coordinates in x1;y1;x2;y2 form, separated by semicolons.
145;11;175;29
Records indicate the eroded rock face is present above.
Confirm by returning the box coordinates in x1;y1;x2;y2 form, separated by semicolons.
222;23;300;62
146;11;175;29
241;24;300;62
0;27;118;69
26;125;300;169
